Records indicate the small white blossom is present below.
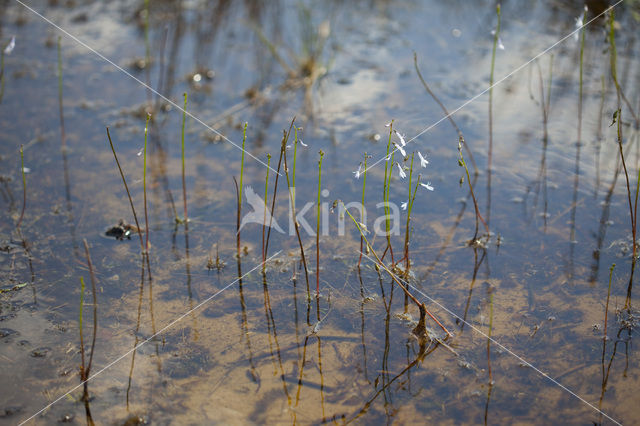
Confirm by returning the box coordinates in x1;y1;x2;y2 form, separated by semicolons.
299;140;308;147
420;182;434;191
357;222;369;233
497;37;505;50
384;122;392;127
394;130;407;147
393;142;406;158
418;151;429;168
574;6;587;42
396;162;406;179
353;163;362;179
401;201;408;210
4;36;15;55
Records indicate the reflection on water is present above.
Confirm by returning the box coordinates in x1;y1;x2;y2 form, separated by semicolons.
0;0;640;424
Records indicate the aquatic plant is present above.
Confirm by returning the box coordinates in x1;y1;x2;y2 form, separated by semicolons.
16;145;26;230
381;121;395;263
341;202;451;338
487;3;502;228
142;113;151;252
106;128;145;252
236;122;248;259
262;154;271;267
79;239;98;401
458;136;489;242
316;150;324;295
179;92;188;226
357;153;369;268
282;121;311;295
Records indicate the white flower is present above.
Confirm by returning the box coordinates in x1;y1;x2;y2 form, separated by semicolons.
574;7;587;42
396;162;406;179
394;130;407;147
393;142;406;157
497;37;505;50
4;36;15;55
299;140;308;147
385;122;392;127
420;182;434;191
418;151;429;168
353;163;362;179
401;201;408;210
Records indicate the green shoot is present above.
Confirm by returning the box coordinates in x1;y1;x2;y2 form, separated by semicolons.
357;153;368;268
180;92;188;226
143;113;151;252
262;154;271;269
316;150;324;295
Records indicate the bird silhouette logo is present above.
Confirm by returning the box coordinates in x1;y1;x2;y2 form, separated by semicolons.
238;186;285;234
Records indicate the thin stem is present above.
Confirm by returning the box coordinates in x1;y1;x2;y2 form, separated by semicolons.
459;137;489;238
237;123;247;258
78;276;86;381
57;36;66;151
16;145;26;229
414;52;477;174
382;122;395;263
180;92;188;225
82;239;98;379
358;153;368;268
262;154;271;266
316;150;324;295
487;3;501;228
143;113;151;252
106;127;145;252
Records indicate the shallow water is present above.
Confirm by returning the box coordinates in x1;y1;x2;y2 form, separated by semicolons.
1;0;640;424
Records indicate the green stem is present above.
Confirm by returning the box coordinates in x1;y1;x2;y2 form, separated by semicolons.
358;153;368;268
143;113;151;252
316;150;324;295
181;92;188;225
262;154;271;269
